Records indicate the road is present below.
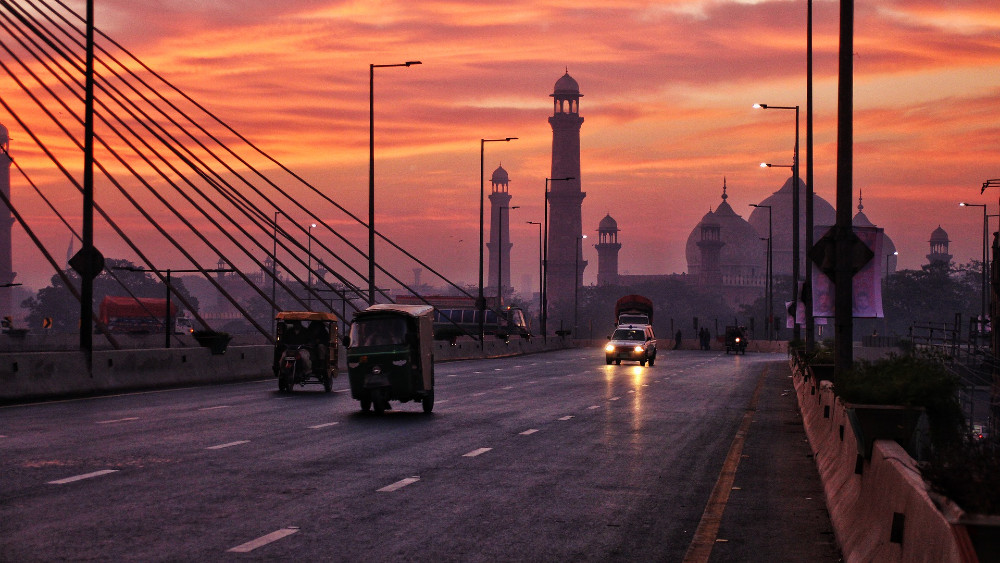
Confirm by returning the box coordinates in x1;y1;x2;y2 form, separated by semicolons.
1;348;840;561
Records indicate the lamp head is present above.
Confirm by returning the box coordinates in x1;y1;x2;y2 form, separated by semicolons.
753;103;768;109
404;61;422;66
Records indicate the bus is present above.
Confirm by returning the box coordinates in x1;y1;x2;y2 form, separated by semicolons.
395;295;531;341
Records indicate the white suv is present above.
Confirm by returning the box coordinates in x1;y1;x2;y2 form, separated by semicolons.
605;325;657;366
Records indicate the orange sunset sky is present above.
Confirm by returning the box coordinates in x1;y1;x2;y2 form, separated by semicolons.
2;0;1000;293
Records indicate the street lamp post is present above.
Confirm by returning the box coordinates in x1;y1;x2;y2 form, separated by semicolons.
751;204;773;340
527;221;543;342
755;103;800;341
960;202;988;338
574;234;587;337
497;206;519;306
480;137;517;346
307;222;317;308
272;211;280;339
369;60;421;306
543;176;574;341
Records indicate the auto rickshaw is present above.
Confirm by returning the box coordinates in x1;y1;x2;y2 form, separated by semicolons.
725;325;748;355
274;311;340;392
344;304;435;414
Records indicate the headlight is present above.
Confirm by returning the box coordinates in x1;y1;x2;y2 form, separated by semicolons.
605;344;615;353
372;365;382;375
634;345;645;353
734;337;741;343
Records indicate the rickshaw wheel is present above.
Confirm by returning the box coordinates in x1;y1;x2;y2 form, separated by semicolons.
421;390;434;414
371;390;385;414
323;375;333;392
360;398;371;412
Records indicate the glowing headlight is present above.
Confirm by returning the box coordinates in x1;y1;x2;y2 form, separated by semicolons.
372;365;382;375
605;344;615;353
634;345;645;353
734;337;741;343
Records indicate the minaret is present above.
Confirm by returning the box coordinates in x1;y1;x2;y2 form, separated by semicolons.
487;164;513;301
0;124;15;315
595;214;621;286
547;71;587;317
927;225;952;267
697;213;725;287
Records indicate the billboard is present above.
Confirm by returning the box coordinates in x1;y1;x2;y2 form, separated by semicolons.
811;226;884;318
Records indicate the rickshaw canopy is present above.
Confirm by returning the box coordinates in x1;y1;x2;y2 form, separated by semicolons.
276;311;340;322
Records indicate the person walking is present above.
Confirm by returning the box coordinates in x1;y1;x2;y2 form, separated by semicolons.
674;329;682;350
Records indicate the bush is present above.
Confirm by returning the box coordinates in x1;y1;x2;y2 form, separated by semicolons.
836;352;965;448
923;441;1000;514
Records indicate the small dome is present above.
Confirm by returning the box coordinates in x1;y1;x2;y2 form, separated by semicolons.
930;225;949;243
491;165;509;184
598;214;619;232
552;71;581;96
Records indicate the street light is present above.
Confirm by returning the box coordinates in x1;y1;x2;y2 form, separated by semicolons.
755;103;801;340
271;211;281;339
480;137;517;345
527;221;543;342
369;60;421;306
543;176;574;341
307;222;317;308
960;202;988;336
497;205;519;306
574;234;587;337
751;204;773;340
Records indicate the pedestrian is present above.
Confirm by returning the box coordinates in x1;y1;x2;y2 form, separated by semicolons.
675;329;682;350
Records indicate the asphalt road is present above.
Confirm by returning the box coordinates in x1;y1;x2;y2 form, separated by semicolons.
0;348;840;562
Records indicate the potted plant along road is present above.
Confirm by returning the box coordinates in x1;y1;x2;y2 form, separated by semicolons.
192;329;232;355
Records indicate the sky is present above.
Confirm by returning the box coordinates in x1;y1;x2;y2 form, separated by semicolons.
2;0;1000;294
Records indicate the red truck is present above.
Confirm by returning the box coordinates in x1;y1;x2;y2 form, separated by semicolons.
98;296;177;334
614;294;654;326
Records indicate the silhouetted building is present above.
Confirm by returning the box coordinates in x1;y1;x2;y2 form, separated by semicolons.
852;192;897;278
927;225;952;267
547;71;587;320
594;214;621;286
487;164;514;300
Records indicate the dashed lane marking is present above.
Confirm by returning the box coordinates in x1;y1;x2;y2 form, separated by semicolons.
588;405;601;410
519;429;539;435
199;405;231;411
610;397;621;401
96;417;139;424
206;440;249;450
227;527;299;553
308;422;339;429
473;392;487;397
558;416;574;421
48;469;118;485
462;447;492;457
378;476;419;492
502;386;513;390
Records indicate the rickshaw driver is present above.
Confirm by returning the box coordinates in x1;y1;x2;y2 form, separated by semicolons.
307;320;329;376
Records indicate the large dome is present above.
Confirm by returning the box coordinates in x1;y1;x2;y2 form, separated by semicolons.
686;186;766;279
747;176;836;277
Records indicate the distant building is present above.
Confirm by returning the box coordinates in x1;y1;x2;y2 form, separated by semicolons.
927;225;952;267
487;164;514;299
594;214;621;286
852;192;897;278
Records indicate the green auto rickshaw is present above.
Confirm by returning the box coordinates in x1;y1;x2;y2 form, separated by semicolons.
344;304;435;414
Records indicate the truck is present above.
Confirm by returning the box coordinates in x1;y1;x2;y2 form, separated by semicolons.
98;296;177;334
614;294;654;326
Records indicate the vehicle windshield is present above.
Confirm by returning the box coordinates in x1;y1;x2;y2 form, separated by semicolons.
350;316;409;347
612;329;645;341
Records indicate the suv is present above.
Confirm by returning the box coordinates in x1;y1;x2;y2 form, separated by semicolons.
605;325;657;366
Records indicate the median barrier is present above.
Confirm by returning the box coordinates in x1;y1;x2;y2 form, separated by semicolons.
790;359;964;562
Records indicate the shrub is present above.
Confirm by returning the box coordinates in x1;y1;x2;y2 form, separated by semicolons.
923;441;1000;514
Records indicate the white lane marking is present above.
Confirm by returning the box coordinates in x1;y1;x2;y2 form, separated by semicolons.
0;435;6;438
96;417;139;424
199;405;231;411
588;405;601;410
610;397;621;401
378;476;419;492
448;374;458;377
519;429;539;435
502;386;513;390
558;416;574;421
473;371;483;374
334;388;349;393
308;422;339;429
206;440;249;450
436;399;449;404
227;527;299;553
462;447;492;457
628;390;635;394
472;392;487;397
48;469;118;485
493;368;502;371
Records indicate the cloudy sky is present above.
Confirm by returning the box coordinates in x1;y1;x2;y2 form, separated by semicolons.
3;0;1000;292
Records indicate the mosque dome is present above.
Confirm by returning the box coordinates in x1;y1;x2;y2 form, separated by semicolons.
552;72;581;96
930;225;949;244
747;176;836;277
598;213;619;233
491;165;509;184
685;182;766;279
853;195;897;276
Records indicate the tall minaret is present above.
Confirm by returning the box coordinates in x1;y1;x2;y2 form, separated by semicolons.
0;124;15;315
547;71;586;319
595;214;621;286
487;164;513;301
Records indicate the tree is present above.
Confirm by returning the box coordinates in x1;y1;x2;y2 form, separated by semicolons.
21;258;199;333
883;262;979;338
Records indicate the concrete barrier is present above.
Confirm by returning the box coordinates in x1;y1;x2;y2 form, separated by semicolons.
790;360;966;562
